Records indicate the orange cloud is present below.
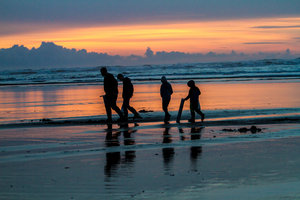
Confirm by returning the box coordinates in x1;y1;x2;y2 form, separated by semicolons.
0;17;299;55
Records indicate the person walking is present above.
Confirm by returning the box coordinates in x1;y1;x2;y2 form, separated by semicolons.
117;73;142;120
100;67;124;122
183;80;205;123
160;76;173;123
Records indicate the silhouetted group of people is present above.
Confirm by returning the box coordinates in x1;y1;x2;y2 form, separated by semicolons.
100;67;142;123
100;67;205;123
160;76;205;123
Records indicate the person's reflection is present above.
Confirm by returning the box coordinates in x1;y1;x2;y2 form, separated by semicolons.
190;126;204;170
162;127;175;174
122;122;137;146
190;126;203;140
178;127;186;141
104;124;121;178
122;122;137;164
104;123;137;179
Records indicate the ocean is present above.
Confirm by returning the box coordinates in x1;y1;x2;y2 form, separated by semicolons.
1;58;300;85
0;58;300;125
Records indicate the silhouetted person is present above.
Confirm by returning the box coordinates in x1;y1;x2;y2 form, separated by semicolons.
160;76;173;123
100;67;123;122
183;80;205;123
117;74;142;120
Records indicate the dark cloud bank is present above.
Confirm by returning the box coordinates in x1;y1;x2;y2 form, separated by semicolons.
0;42;298;69
1;0;299;26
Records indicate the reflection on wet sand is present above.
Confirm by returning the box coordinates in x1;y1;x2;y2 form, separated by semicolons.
161;125;204;173
122;123;137;165
122;123;137;146
179;126;204;170
104;123;137;180
104;124;205;180
162;127;175;174
190;127;203;170
104;124;121;178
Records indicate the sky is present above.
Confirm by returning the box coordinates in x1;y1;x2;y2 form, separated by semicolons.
0;0;300;56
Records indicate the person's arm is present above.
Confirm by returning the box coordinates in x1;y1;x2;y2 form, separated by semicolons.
184;89;191;101
184;94;190;101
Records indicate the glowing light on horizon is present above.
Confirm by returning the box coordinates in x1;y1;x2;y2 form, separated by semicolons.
0;17;299;55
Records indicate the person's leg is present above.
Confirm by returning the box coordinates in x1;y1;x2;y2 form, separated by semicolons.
110;96;124;119
195;109;205;122
122;98;129;119
195;102;205;122
126;98;142;118
189;105;195;123
103;95;112;122
162;97;171;121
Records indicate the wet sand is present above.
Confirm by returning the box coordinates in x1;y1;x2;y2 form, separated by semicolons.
1;121;300;199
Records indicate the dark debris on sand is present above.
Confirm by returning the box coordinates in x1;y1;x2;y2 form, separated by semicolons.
222;126;262;134
138;109;154;113
40;118;53;122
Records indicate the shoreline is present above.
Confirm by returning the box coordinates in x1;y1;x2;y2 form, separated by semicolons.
1;81;300;126
0;111;299;128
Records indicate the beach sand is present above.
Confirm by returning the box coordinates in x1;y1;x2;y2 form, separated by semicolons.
1;121;300;199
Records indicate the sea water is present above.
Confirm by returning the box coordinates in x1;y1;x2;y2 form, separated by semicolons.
0;58;300;124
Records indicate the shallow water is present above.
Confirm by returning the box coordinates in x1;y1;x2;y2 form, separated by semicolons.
0;80;300;124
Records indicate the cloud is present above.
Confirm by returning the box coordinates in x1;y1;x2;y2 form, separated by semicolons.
243;42;284;44
1;0;300;29
0;22;70;36
253;25;300;29
0;42;299;69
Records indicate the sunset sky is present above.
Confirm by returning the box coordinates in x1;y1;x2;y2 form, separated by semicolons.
0;0;300;56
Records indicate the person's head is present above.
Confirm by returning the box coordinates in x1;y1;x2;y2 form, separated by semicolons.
117;73;124;81
187;80;195;87
100;67;107;77
161;76;167;83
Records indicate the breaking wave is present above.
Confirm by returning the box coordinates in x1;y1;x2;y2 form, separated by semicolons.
1;58;300;85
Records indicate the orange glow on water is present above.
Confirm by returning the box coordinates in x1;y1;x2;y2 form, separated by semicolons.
0;17;300;55
150;81;297;111
0;82;299;123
